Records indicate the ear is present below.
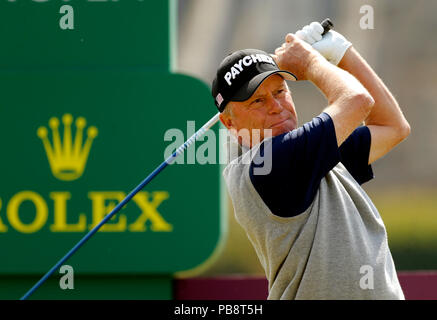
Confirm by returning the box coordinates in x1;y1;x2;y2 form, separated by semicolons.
219;111;233;130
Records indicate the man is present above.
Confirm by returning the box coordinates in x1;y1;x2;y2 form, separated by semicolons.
211;22;410;299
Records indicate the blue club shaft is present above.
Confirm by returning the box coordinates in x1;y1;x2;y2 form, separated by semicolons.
20;113;220;300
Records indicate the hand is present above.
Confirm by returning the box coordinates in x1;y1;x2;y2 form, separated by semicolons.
296;21;352;66
272;33;324;81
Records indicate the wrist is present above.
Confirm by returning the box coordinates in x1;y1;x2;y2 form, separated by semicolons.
337;45;356;69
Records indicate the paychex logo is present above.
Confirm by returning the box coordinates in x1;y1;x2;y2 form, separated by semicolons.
0;114;172;234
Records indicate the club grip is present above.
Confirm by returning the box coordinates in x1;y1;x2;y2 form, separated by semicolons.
321;18;334;36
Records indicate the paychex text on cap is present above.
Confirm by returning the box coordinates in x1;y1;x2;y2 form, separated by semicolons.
224;53;275;86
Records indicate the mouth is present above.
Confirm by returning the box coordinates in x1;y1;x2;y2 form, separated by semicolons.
269;118;290;128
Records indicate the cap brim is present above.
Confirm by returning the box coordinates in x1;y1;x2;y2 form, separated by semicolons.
231;70;297;102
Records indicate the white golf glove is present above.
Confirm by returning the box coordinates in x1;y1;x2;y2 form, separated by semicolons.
295;21;352;66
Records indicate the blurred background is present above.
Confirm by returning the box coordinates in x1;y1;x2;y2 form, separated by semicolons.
176;0;437;275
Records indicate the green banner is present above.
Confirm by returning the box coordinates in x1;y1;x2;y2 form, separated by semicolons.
0;0;222;298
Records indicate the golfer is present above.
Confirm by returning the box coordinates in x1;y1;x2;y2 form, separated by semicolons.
212;22;410;299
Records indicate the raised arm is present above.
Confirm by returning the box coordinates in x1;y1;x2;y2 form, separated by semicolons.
273;34;375;147
294;21;411;164
337;47;410;164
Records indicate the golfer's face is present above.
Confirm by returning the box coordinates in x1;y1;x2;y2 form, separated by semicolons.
228;75;298;146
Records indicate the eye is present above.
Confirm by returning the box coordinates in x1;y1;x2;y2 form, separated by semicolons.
250;98;264;106
274;89;286;96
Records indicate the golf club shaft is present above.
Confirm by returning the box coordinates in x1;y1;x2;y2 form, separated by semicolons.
20;112;221;300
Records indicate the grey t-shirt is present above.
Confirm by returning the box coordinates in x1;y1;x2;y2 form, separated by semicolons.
223;113;404;299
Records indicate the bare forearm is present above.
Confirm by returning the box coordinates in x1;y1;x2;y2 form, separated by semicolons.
306;57;374;146
273;33;374;146
337;46;410;163
307;56;370;105
338;47;410;131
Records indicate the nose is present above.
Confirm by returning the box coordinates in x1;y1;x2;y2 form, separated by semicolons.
267;95;283;114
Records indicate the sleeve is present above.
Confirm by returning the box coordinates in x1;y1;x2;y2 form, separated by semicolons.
249;112;340;218
338;125;374;185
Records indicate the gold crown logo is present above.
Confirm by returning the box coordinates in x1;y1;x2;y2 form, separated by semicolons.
37;114;98;181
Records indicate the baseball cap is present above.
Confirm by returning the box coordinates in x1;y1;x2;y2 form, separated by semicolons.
211;49;297;112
